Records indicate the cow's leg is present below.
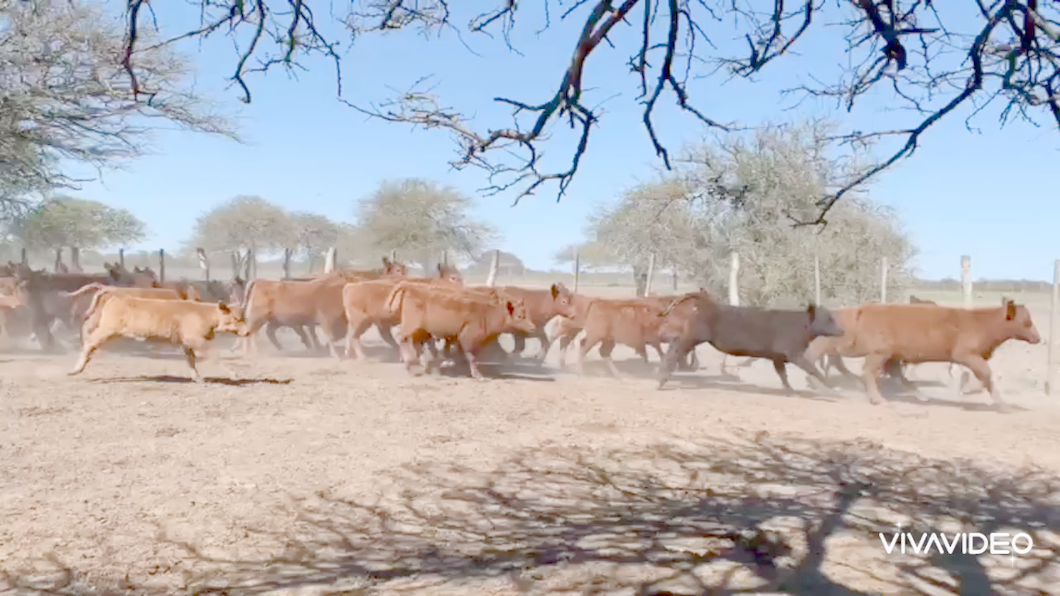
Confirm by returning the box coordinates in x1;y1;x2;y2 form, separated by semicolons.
242;319;268;357
461;342;487;381
598;339;623;379
557;333;576;369
511;331;527;356
531;328;552;361
684;348;700;372
772;359;797;395
859;353;889;405
576;333;602;377
344;318;373;360
374;323;400;353
886;358;925;400
68;332;115;375
316;316;345;360
955;354;1008;411
657;337;697;389
789;354;838;396
284;324;312;352
830;356;860;381
182;347;204;383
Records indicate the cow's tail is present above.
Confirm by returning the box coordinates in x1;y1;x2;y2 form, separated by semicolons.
658;294;696;318
385;285;407;316
61;282;105;298
80;287;118;339
241;279;261;320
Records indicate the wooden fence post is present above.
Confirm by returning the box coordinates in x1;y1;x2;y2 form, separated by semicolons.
486;249;500;287
390;249;397;262
324;247;337;274
158;249;166;283
880;257;889;303
672;266;678;291
573;251;581;293
814;254;821;306
70;247;82;272
645;253;657;296
231;252;241;279
961;255;972;308
20;247;27;265
1048;259;1060;396
283;248;292;280
118;248;125;269
53;247;62;272
728;251;740;306
197;248;210;281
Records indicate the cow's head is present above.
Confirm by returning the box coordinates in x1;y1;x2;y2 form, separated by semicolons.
505;298;537;334
549;282;577;318
437;263;464;285
228;277;247;305
381;256;408;277
214;301;251;336
1001;300;1040;344
807;304;843;338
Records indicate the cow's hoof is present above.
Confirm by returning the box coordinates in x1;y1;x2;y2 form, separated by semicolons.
912;392;929;403
995;403;1014;414
66;370;80;376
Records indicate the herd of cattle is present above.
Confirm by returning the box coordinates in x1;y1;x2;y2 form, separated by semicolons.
0;257;1043;410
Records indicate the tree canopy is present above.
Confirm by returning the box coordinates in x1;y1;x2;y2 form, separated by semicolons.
11;195;147;251
188;195;294;255
114;0;1059;221
0;0;235;216
355;178;497;270
587;120;916;306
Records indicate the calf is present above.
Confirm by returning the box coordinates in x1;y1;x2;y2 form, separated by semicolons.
658;293;843;393
499;283;578;360
69;293;250;382
835;300;1039;408
63;283;185;335
575;297;670;378
386;284;535;379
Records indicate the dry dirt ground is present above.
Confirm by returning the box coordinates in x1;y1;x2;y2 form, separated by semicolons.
2;290;1059;595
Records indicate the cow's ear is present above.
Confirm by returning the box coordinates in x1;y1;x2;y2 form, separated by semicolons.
217;301;230;313
506;300;515;315
551;283;559;299
382;256;390;267
807;303;816;318
1005;300;1016;320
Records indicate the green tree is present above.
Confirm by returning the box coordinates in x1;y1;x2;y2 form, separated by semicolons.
14;196;147;252
355;178;497;272
290;212;342;272
115;1;1058;218
591;120;917;306
0;0;236;216
188;195;293;257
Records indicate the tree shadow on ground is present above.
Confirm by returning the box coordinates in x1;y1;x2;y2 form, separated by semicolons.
7;435;1057;595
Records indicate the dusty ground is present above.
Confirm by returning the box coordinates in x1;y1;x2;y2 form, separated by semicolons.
2;289;1059;595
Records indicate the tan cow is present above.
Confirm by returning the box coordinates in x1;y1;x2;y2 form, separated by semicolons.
575;297;676;378
62;283;186;336
815;301;1040;408
385;284;535;379
341;275;464;360
69;292;250;382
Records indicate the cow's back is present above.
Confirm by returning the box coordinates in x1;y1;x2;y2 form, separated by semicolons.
847;304;966;360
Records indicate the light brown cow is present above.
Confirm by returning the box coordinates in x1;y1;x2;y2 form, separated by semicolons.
341;275;464;361
240;256;409;352
817;301;1040;408
575;297;676;378
385;284;535;379
494;283;578;361
69;293;250;382
62;283;187;336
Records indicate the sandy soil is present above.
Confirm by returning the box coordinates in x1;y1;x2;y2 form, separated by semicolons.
2;294;1059;595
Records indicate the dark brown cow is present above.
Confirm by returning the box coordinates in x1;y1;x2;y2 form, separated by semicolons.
657;292;843;393
385;284;535;379
823;300;1040;409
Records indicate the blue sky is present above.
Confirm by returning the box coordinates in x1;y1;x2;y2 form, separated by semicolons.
69;2;1059;280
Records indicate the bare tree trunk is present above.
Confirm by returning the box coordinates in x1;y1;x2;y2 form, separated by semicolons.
633;265;648;298
70;247;82;272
